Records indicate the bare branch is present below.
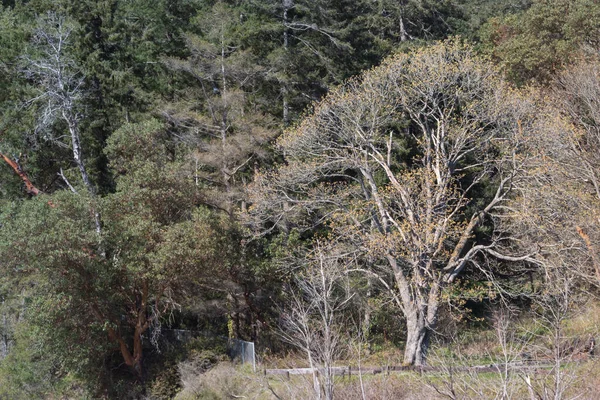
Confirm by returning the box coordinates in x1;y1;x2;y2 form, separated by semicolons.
58;168;78;194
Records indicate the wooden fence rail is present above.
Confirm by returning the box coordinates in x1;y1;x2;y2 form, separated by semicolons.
263;361;564;378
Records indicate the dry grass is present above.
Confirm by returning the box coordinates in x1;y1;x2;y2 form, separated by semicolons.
564;301;600;336
570;358;600;399
172;302;600;399
257;369;439;400
175;363;263;400
173;357;600;399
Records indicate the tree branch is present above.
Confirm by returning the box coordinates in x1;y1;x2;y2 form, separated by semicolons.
0;151;41;195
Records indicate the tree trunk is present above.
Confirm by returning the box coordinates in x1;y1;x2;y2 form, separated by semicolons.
403;313;431;366
399;15;408;42
63;111;103;238
131;322;145;378
402;290;439;366
282;0;292;126
108;325;145;379
396;265;440;366
308;353;322;400
64;112;94;195
387;255;439;366
101;281;152;380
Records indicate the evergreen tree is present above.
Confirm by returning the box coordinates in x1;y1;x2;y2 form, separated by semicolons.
480;0;600;85
0;119;231;387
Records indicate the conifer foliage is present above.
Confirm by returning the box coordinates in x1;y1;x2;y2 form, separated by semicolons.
0;0;599;397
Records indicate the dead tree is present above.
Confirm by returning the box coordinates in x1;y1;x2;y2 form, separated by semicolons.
23;12;100;233
279;242;354;400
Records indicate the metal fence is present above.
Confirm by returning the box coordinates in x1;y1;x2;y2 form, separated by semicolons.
228;338;256;371
158;329;257;371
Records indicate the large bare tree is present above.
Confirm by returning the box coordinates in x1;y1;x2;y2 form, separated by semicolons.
247;40;537;365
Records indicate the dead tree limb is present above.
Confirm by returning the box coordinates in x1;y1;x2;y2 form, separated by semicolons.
0;150;41;196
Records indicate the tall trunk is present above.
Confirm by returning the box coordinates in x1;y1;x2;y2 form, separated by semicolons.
282;85;290;126
221;122;232;217
0;301;8;359
63;111;103;238
282;0;292;125
220;28;227;94
218;34;234;219
65;113;93;195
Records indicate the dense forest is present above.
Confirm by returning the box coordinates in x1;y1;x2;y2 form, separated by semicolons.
1;0;600;398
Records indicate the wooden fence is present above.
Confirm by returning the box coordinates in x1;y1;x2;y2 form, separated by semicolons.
263;361;564;379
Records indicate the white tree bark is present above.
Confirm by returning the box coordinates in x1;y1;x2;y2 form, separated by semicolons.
25;13;101;235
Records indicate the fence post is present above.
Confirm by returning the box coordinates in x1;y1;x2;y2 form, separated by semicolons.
241;341;246;364
250;342;256;372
